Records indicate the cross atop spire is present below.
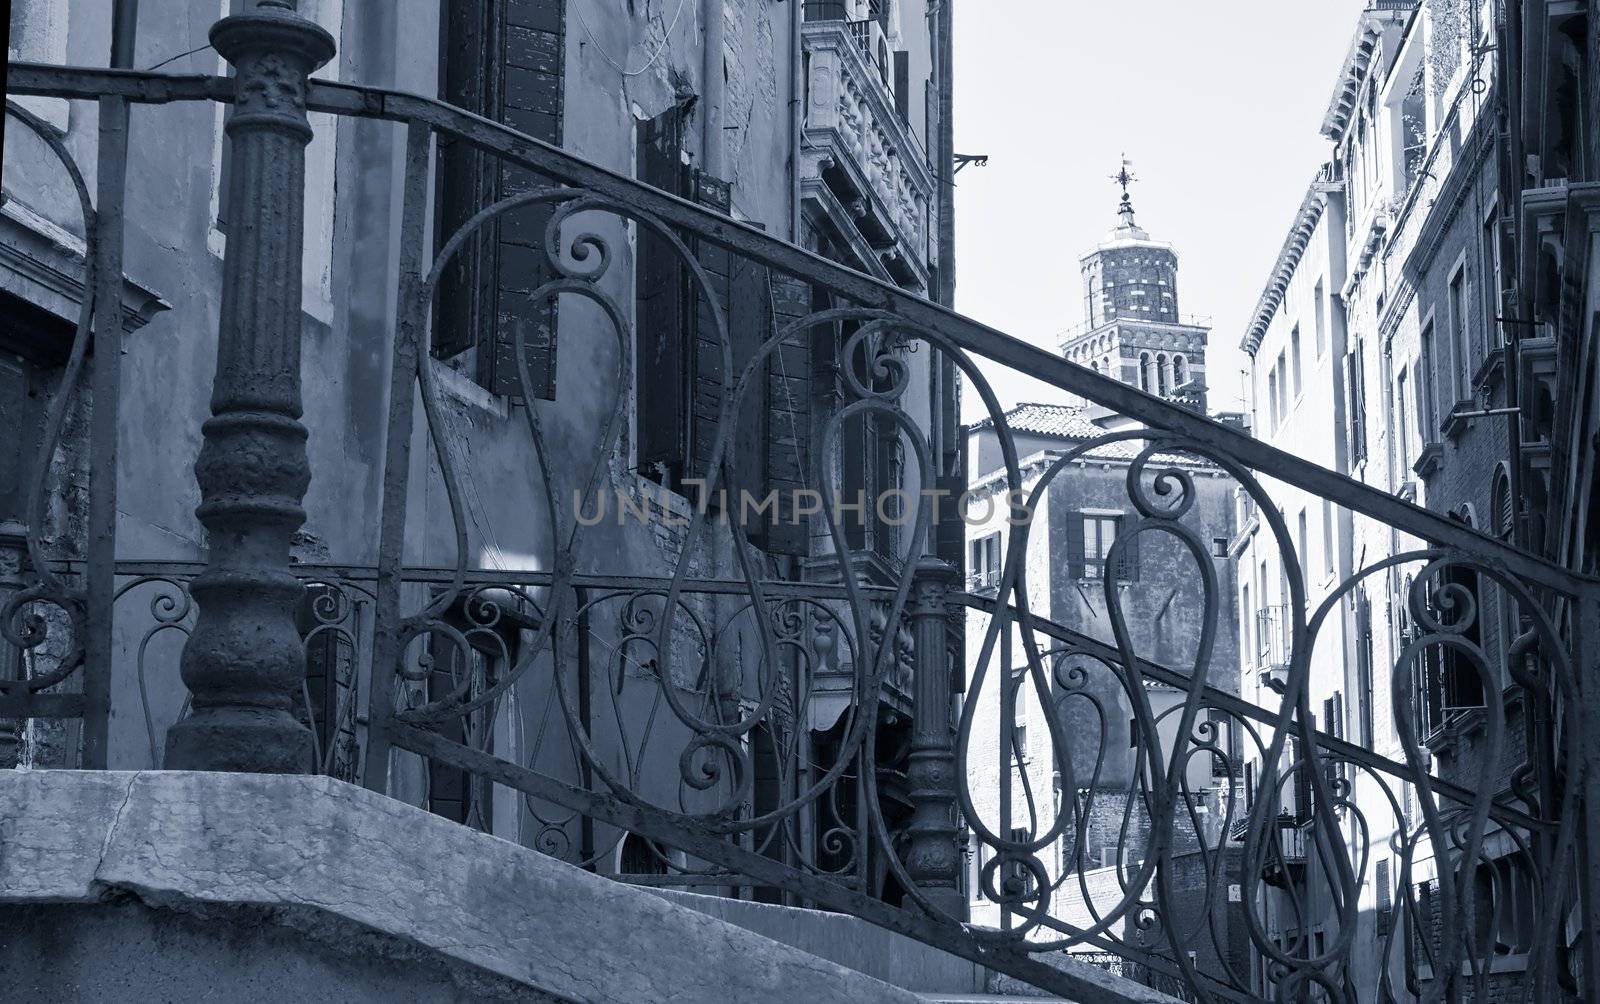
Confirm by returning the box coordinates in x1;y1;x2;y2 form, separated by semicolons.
1111;154;1138;227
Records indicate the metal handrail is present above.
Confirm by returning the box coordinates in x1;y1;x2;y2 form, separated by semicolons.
9;62;1583;596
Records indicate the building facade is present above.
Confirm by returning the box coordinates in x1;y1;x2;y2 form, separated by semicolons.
1234;0;1600;998
1;0;958;907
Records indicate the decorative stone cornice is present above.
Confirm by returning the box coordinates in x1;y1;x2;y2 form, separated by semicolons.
0;198;170;344
1241;168;1340;356
1319;3;1417;142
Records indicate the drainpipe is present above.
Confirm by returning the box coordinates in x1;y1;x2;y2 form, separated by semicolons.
935;0;954;309
701;0;725;179
789;0;803;241
111;0;140;67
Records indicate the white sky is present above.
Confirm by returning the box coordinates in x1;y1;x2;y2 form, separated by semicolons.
951;0;1369;423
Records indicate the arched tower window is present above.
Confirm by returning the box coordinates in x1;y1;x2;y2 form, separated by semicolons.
1138;352;1151;392
1174;354;1188;387
1157;353;1170;396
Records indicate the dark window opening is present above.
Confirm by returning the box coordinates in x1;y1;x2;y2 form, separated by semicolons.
434;0;565;400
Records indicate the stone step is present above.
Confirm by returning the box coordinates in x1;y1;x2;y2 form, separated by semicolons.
924;995;1075;1003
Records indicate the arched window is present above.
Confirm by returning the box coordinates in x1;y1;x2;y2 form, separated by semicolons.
1090;359;1100;373
1174;354;1188;387
1157;353;1170;396
1491;468;1514;541
619;832;670;875
1138;352;1151;392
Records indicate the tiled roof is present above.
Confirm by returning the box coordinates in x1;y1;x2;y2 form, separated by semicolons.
999;402;1104;440
969;403;1224;469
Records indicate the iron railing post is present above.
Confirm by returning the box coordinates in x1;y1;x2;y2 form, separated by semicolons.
1576;590;1600;1000
906;554;962;919
165;1;335;772
0;521;25;767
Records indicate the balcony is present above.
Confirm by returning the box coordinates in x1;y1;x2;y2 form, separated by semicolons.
1255;604;1291;693
800;16;935;292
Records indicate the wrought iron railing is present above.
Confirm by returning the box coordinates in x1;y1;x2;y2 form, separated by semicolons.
4;6;1598;1001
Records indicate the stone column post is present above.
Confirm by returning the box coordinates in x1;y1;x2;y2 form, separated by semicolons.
165;1;334;772
904;554;963;919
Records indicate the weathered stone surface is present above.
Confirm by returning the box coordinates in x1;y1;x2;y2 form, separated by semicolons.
651;888;984;994
0;770;925;1003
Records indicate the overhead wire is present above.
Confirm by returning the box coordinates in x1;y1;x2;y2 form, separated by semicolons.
574;0;691;78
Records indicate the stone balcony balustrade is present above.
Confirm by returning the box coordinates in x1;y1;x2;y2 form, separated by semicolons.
799;19;936;292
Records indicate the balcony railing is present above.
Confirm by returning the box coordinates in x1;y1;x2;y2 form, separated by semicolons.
799;18;933;288
1254;604;1291;690
4;20;1596;1003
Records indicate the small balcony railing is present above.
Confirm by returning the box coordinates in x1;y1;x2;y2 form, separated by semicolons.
1255;604;1291;690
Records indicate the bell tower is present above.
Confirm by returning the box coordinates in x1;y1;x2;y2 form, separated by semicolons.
1060;158;1210;411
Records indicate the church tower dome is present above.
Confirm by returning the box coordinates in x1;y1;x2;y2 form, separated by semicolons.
1059;159;1211;412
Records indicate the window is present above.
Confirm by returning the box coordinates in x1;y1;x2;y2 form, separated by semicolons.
1376;858;1394;936
1241;584;1254;660
1296;510;1308;581
296;584;360;782
1419;321;1438;427
635;110;789;551
434;0;565;399
1345;339;1367;464
1174;353;1188;387
1471;855;1536;956
1312;280;1327;358
1157;353;1170;396
970;531;1001;590
1356;590;1375;747
1321;499;1335;577
1290;736;1313;823
1481;209;1501;357
619;832;671;876
1420;558;1488;737
1003;827;1035;897
1290;325;1303;399
1208;708;1232;779
1448;264;1469;399
1274;350;1288;425
1138;351;1152;392
1072;513;1139;582
1396;366;1412;472
1012;699;1029;765
424;593;527;830
1266;368;1279;433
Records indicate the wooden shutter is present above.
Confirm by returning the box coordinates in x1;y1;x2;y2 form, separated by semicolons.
1291;737;1312;823
1066;513;1086;580
690;172;734;483
764;274;814;556
725;247;772;539
491;1;564;399
436;0;564;400
635;108;692;486
1376;858;1393;935
893;51;910;122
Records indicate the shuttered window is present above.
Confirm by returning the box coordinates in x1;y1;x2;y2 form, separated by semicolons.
1069;513;1139;582
1345;339;1367;464
435;0;563;400
634;108;806;554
